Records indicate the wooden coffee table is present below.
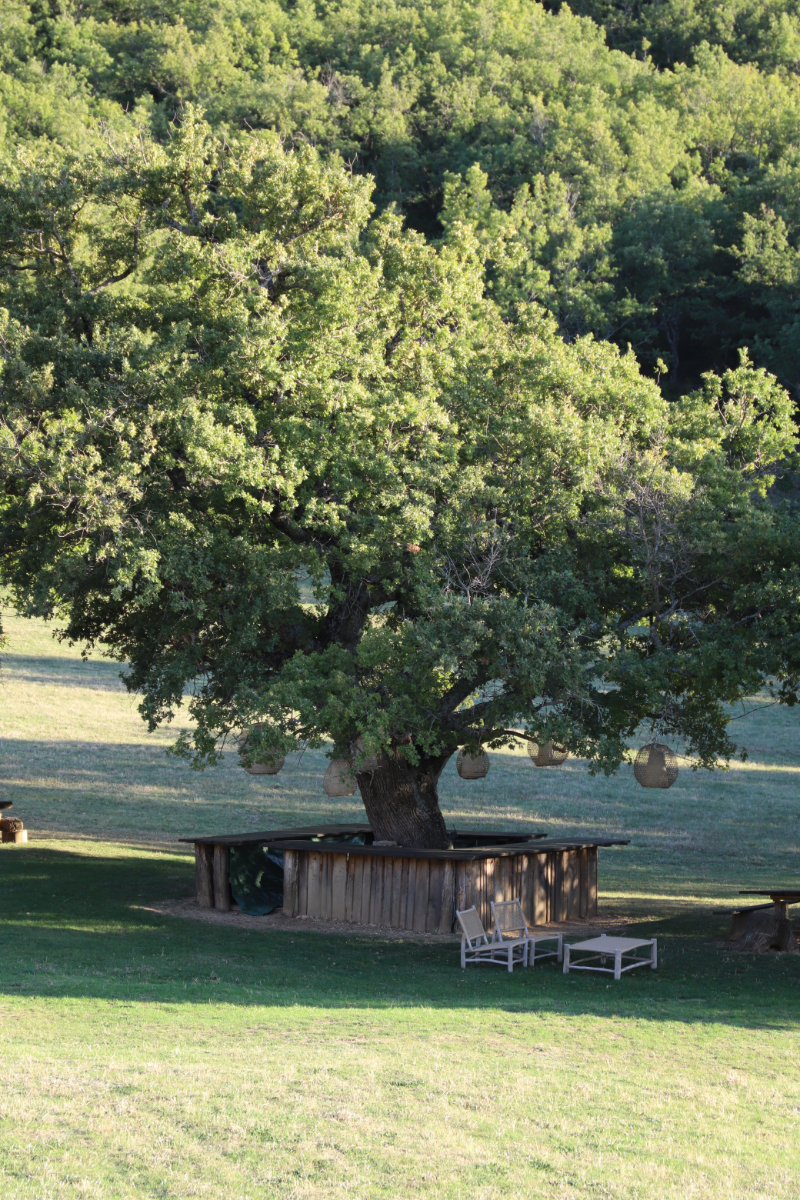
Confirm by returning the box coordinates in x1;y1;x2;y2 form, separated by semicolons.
563;934;657;980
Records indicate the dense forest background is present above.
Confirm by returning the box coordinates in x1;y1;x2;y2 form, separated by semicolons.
3;0;800;397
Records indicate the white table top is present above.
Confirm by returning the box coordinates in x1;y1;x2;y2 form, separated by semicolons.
568;934;654;952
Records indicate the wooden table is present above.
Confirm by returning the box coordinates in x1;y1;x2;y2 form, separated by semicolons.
738;890;800;920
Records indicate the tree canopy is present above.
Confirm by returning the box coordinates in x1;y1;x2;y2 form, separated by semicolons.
1;116;798;846
5;0;800;393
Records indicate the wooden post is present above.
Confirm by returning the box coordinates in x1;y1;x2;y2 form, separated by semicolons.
283;849;299;916
455;862;467;921
212;844;232;912
195;843;214;908
579;848;589;919
587;847;598;916
439;860;456;933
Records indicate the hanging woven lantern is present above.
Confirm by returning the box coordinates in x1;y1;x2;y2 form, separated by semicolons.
527;739;568;767
352;736;381;771
633;741;679;789
237;726;285;776
323;758;357;797
456;749;490;779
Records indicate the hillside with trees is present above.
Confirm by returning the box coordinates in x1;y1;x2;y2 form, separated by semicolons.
4;0;800;394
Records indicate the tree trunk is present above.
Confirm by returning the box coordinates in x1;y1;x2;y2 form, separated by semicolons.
356;752;451;849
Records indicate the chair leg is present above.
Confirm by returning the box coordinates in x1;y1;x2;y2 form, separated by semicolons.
563;946;570;974
651;940;657;970
508;943;514;973
461;942;466;969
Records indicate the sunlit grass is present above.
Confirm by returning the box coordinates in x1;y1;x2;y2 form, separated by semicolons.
1;606;800;1198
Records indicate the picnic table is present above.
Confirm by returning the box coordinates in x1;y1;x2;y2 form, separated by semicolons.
738;890;800;920
726;889;800;952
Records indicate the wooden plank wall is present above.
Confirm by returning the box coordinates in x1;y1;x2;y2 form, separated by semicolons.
286;850;456;934
284;846;597;933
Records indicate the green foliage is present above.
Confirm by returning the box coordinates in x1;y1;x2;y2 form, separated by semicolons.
1;118;798;821
555;0;800;75
3;0;800;389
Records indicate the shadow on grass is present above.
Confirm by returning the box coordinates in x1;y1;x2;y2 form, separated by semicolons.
2;654;127;690
1;845;799;1029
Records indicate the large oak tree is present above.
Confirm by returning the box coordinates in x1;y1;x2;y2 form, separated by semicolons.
1;114;799;846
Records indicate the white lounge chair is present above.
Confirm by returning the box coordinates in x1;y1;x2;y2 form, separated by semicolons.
491;898;563;967
456;906;527;972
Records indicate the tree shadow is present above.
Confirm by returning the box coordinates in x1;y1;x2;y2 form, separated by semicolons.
2;653;127;690
1;844;798;1030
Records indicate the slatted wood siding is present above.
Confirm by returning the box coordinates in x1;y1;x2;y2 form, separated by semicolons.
283;846;597;933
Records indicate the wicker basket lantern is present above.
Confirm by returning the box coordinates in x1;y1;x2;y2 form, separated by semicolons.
323;758;357;797
352;737;381;771
633;741;679;789
456;749;490;780
527;739;568;768
237;726;285;776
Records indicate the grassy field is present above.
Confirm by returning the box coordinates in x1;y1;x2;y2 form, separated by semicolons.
1;607;800;1198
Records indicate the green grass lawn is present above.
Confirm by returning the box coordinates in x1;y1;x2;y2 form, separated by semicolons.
1;608;800;1198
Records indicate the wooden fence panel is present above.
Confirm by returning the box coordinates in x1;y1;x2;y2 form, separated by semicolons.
345;853;356;920
565;850;580;920
284;844;601;932
426;862;443;931
307;852;322;917
440;860;456;932
455;862;467;917
579;848;589;919
481;859;494;929
412;860;430;932
347;859;364;921
362;859;374;921
195;844;214;909
283;850;299;916
533;853;549;925
389;858;403;927
212;845;232;912
517;855;532;926
332;854;347;921
297;851;309;916
322;852;333;920
404;859;417;928
369;855;384;926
